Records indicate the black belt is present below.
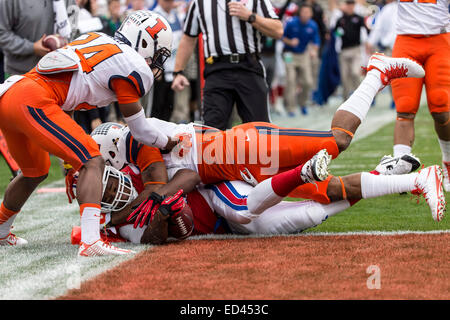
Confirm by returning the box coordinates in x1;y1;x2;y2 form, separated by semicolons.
206;53;259;64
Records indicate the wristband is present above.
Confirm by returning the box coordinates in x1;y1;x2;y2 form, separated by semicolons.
144;181;167;186
173;70;184;77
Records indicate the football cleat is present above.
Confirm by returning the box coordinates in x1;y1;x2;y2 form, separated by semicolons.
413;165;446;222
441;161;450;192
375;154;421;175
366;53;425;86
78;239;135;257
301;149;332;184
0;232;28;246
71;226;127;245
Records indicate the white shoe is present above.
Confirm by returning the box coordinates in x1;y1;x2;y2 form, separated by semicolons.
413;165;446;222
78;239;135;257
301;149;331;183
366;53;425;87
375;154;421;175
442;161;450;192
0;233;28;246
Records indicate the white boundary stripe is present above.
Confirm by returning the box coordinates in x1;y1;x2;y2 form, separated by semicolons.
186;229;450;241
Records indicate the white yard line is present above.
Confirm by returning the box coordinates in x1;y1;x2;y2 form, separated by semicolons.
187;229;450;242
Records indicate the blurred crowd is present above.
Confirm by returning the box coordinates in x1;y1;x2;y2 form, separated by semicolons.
0;0;398;133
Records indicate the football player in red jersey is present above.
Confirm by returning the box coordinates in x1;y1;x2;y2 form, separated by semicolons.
71;157;445;246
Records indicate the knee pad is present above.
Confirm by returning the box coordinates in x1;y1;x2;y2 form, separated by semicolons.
395;96;419;115
428;88;449;111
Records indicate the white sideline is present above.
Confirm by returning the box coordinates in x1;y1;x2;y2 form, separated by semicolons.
187;229;450;242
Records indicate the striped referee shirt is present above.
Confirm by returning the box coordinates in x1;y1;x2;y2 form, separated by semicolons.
184;0;279;58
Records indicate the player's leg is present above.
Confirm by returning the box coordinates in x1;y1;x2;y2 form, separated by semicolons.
206;180;335;233
326;166;445;222
2;93;131;253
20;105;107;247
0;92;53;245
390;35;425;157
0;132;48;245
330;53;425;153
246;149;331;215
424;33;450;190
233;122;339;184
227;199;351;235
238;165;445;235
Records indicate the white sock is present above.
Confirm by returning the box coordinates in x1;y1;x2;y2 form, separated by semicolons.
393;144;412;158
118;224;145;244
247;178;283;215
438;139;450;162
0;214;17;238
337;70;383;122
361;172;417;199
80;206;101;245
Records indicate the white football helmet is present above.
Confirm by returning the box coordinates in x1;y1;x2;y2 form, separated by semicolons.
101;166;138;212
69;166;138;213
91;122;127;170
115;10;172;78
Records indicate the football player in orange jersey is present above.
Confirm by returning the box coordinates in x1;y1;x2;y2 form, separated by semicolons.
0;11;183;256
103;53;429;221
388;0;450;190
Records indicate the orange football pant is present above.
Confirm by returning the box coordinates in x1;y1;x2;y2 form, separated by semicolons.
195;122;339;203
0;76;101;177
392;33;450;115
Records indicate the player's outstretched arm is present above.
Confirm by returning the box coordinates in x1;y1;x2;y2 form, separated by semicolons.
119;101;178;150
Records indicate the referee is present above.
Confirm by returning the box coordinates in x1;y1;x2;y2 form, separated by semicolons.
171;0;283;130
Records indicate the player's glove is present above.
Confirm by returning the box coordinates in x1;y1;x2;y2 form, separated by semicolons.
158;189;186;217
127;192;164;229
65;168;78;204
126;189;186;229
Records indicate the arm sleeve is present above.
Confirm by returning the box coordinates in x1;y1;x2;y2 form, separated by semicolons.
0;0;35;56
258;0;280;19
124;109;169;149
183;0;200;37
110;77;141;104
136;146;164;171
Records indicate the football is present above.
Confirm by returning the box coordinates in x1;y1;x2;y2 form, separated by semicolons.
168;203;194;240
42;34;68;51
